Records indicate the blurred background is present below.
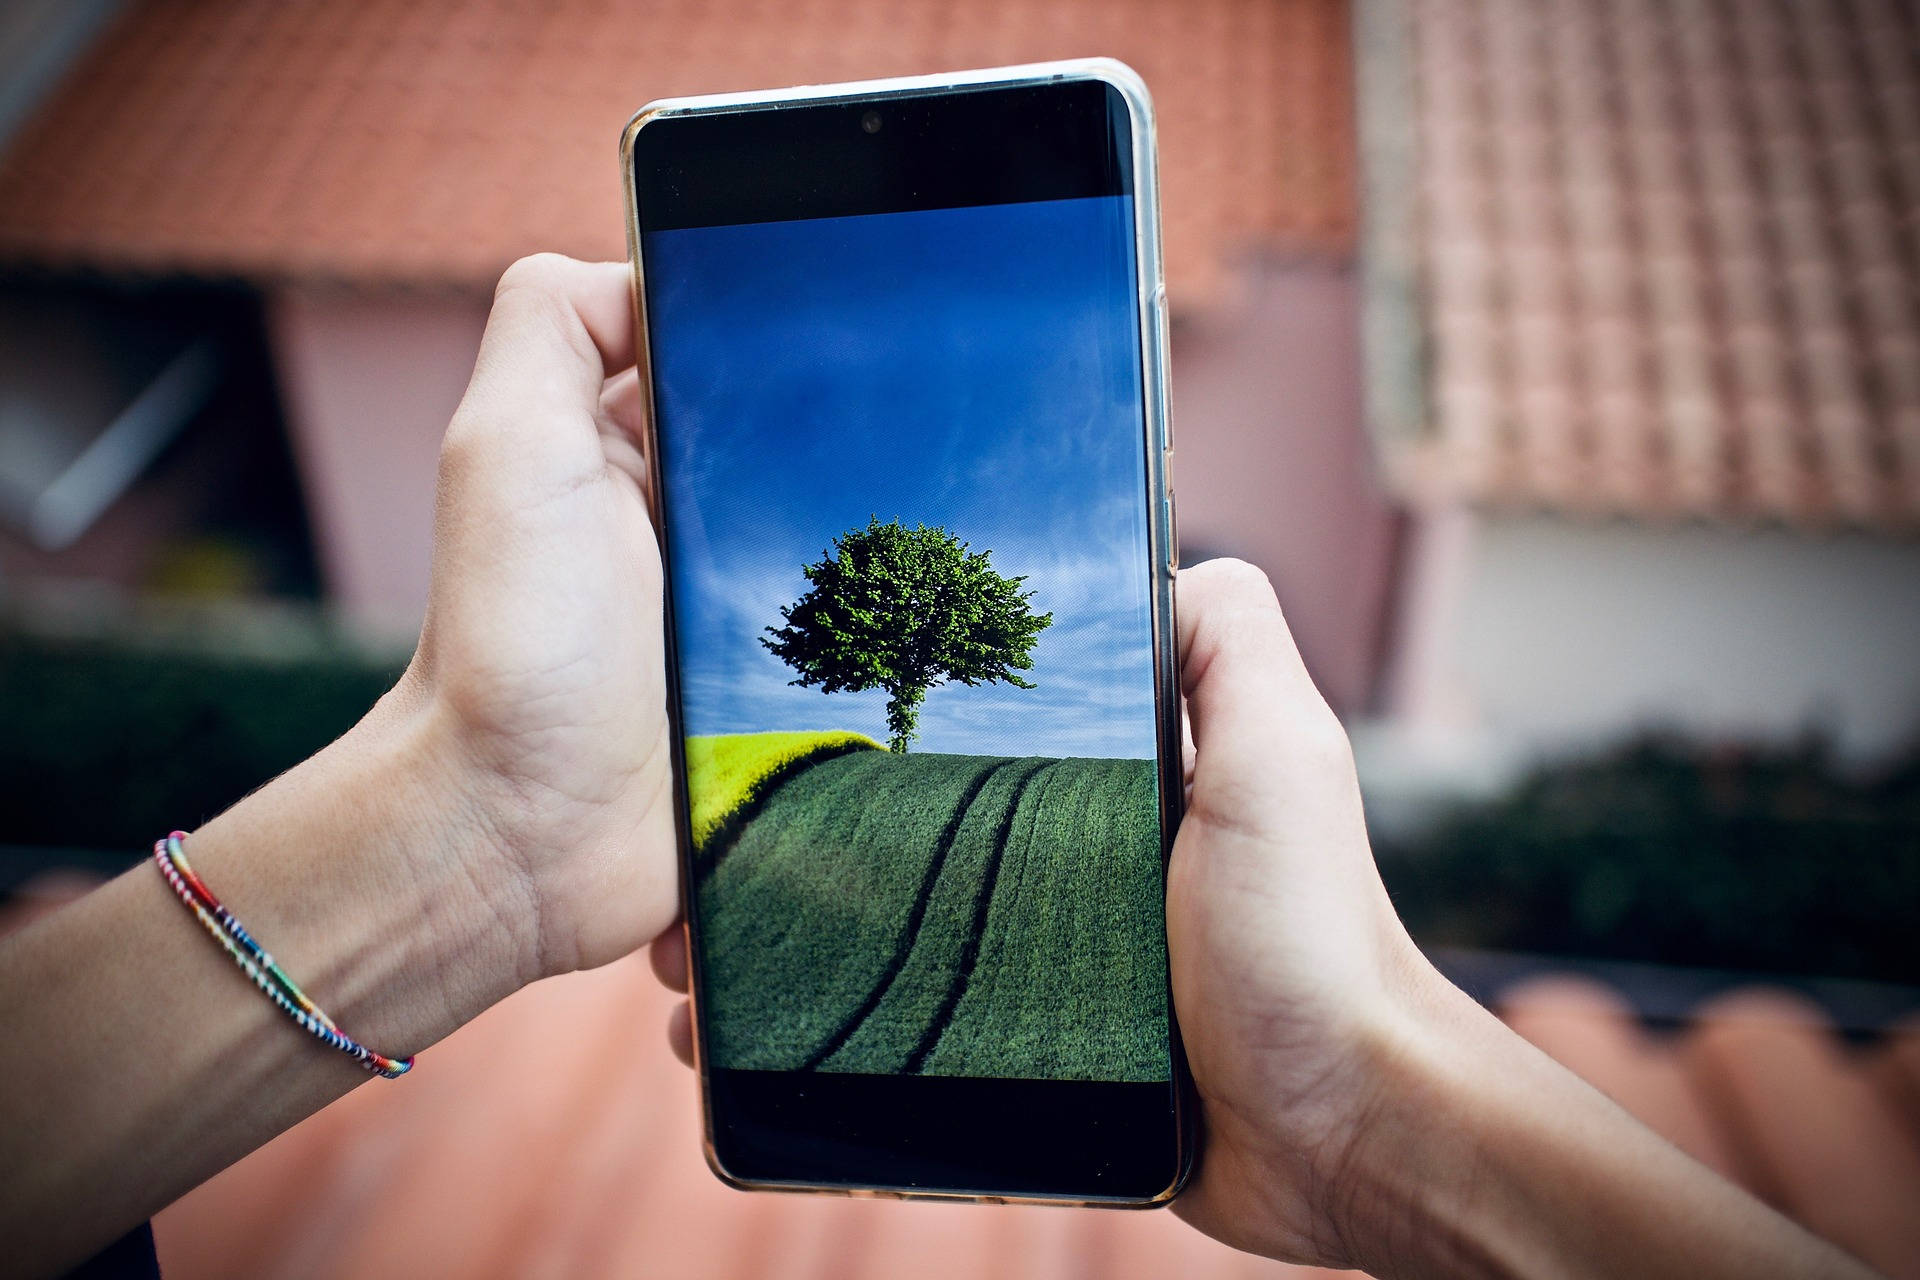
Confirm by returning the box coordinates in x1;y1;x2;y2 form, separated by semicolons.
0;0;1916;1276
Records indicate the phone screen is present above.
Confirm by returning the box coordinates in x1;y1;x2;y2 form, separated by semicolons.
632;76;1185;1200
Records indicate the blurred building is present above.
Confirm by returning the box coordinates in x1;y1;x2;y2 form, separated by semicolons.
1359;0;1920;777
0;0;1915;765
0;0;1393;709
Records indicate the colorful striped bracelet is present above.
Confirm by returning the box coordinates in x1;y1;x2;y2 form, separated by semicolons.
153;831;413;1078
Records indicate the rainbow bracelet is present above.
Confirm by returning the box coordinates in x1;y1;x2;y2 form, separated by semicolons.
153;831;413;1078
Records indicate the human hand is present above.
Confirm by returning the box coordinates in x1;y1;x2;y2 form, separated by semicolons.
0;256;684;1277
1152;556;1451;1266
1164;560;1874;1280
393;254;677;992
1161;557;1450;1266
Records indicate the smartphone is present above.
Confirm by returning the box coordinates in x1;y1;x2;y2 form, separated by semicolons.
621;59;1189;1206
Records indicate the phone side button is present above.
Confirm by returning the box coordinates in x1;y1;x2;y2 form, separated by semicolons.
1153;292;1173;450
1164;489;1178;573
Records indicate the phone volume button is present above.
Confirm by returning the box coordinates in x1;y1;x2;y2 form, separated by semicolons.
1164;489;1178;573
1150;287;1172;451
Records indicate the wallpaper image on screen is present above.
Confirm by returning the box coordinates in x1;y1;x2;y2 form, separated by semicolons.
645;194;1171;1084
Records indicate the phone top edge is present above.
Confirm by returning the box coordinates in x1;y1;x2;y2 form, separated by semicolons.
620;57;1151;151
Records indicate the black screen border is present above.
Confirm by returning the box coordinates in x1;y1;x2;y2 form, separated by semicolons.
710;1069;1179;1201
624;64;1192;1206
630;78;1133;231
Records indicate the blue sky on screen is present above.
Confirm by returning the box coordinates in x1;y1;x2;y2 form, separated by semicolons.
644;195;1156;759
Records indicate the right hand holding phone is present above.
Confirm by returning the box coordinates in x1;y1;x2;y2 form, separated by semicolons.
1160;556;1448;1269
1163;560;1875;1280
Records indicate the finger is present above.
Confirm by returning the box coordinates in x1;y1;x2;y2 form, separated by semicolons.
649;926;689;993
1176;558;1320;731
598;366;645;443
488;254;636;383
450;257;636;479
441;256;637;505
667;1001;694;1067
597;368;652;500
1180;696;1196;796
1174;558;1344;807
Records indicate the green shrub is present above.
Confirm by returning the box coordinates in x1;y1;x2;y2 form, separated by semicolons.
1377;736;1920;984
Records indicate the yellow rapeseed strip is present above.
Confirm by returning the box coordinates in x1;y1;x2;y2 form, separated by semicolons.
684;730;882;851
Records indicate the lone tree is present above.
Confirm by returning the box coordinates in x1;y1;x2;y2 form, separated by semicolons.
762;517;1052;752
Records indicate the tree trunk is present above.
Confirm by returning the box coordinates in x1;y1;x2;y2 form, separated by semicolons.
884;684;925;753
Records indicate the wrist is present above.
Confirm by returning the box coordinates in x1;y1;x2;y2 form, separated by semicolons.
183;676;539;1059
1326;962;1877;1280
1317;961;1537;1280
356;674;548;1040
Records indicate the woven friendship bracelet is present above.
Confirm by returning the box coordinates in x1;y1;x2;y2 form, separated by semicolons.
153;832;413;1078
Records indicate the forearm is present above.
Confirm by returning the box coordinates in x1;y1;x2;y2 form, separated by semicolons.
0;680;525;1277
1339;974;1876;1280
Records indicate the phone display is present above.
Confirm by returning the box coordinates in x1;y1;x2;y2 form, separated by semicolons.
625;63;1187;1204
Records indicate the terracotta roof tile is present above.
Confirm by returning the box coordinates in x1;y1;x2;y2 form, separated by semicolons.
1363;0;1920;531
151;952;1319;1280
129;937;1920;1279
1505;979;1920;1280
1500;976;1746;1182
0;0;1357;306
1684;990;1920;1279
6;880;1917;1276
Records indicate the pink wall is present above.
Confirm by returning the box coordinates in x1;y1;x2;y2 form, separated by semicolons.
268;288;489;631
1169;261;1401;712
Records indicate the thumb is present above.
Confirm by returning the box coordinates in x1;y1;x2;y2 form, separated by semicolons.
443;255;637;495
1175;558;1350;830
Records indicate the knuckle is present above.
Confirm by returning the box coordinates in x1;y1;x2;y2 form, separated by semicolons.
494;252;574;300
1212;604;1278;657
1296;705;1356;775
489;254;602;373
435;412;498;486
1204;556;1279;603
1200;570;1291;659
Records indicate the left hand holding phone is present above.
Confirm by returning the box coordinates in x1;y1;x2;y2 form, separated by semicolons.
399;253;680;991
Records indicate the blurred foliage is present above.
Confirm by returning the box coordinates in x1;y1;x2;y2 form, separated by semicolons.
1379;737;1920;985
0;628;400;855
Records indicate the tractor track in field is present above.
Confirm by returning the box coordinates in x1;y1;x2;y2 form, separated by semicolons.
903;758;1062;1072
697;749;1166;1079
799;756;1048;1070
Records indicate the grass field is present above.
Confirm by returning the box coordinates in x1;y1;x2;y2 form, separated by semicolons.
693;748;1171;1083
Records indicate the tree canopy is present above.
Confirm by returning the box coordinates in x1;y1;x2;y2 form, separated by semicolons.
762;518;1052;751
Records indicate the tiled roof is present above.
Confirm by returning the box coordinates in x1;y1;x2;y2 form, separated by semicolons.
4;880;1916;1277
0;0;1356;305
1361;0;1920;531
140;946;1920;1279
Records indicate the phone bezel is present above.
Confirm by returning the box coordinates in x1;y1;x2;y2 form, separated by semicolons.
619;58;1190;1209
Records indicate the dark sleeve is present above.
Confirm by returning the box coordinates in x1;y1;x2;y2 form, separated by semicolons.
60;1221;161;1280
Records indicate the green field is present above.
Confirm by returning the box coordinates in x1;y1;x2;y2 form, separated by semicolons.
692;745;1171;1082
